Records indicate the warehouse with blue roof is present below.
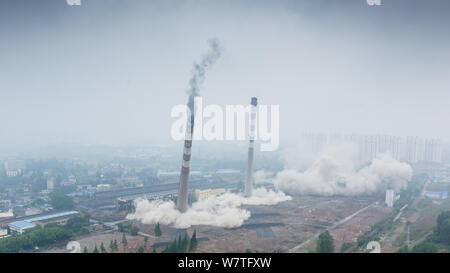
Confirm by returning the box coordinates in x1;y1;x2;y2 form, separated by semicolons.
8;211;79;234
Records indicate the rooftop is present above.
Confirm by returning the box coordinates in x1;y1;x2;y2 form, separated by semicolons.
25;211;79;223
9;220;36;230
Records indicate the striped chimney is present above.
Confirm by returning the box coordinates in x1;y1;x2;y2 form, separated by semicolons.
176;105;194;212
244;97;258;197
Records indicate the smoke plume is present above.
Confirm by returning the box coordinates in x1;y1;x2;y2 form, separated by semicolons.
273;143;413;196
187;38;222;120
127;188;291;228
253;169;275;185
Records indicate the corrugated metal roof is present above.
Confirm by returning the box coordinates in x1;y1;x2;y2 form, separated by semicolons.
25;211;79;223
9;221;36;229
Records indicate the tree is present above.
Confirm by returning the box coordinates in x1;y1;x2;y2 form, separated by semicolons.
93;244;99;253
154;223;162;237
162;245;169;253
189;230;198;252
144;236;148;249
138;246;145;253
130;226;139;236
412;241;438;253
340;242;354;253
177;235;182;252
49;192;74;210
117;222;132;233
109;240;115;252
397;245;409;253
66;214;90;236
168;238;178;253
182;234;188;253
113;240;119;252
316;231;334;253
122;233;128;252
0;225;71;253
436;211;450;245
100;242;107;253
83;246;88;253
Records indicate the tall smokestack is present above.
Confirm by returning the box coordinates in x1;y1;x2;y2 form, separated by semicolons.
177;103;194;213
244;97;258;197
176;39;222;213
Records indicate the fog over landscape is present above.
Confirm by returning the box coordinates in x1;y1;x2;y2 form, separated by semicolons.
273;143;413;196
1;0;450;256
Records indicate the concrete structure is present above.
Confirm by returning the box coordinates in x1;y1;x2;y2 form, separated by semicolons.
13;205;26;218
47;178;55;192
424;138;442;163
360;135;401;163
424;191;448;200
0;200;11;212
157;170;179;179
195;188;226;201
244;97;258;197
216;169;240;175
405;136;422;163
4;160;26;177
8;211;79;234
0;228;8;239
97;184;111;192
177;99;195;213
405;136;442;163
157;170;202;179
295;133;402;165
8;221;36;234
385;189;395;208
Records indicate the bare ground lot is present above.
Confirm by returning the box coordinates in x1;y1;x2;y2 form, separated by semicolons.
135;195;385;253
48;195;389;253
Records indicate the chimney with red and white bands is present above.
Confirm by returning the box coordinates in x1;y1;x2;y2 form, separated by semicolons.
177;107;194;212
244;97;258;197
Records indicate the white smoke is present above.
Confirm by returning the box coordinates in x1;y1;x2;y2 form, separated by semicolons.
273;143;413;196
186;38;222;115
253;169;274;185
127;188;291;228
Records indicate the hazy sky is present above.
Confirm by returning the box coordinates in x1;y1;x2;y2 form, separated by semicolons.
1;0;450;150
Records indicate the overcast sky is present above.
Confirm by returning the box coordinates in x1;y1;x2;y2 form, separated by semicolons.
1;0;449;150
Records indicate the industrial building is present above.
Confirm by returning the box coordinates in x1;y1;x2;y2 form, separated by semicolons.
97;184;112;192
424;191;448;200
8;211;79;234
116;191;178;212
4;159;26;177
8;220;36;234
157;170;202;179
385;189;395;208
0;228;10;239
215;169;240;178
47;178;55;192
195;188;226;201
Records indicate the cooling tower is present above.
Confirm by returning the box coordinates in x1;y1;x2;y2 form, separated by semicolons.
177;107;194;213
244;97;258;197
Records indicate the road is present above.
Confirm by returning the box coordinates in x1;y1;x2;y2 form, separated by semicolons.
287;202;376;253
